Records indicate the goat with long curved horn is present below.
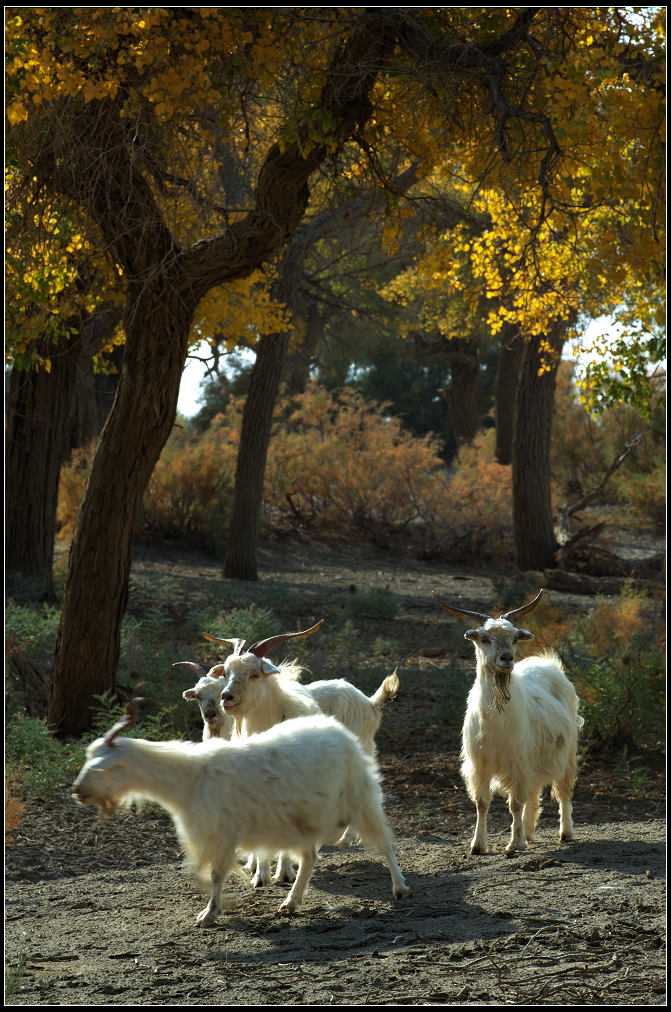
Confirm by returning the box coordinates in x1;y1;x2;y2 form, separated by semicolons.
432;586;580;856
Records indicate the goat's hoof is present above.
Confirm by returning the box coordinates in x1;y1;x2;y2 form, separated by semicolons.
251;874;270;889
394;883;411;900
196;908;219;928
278;900;299;916
505;841;526;856
470;843;487;856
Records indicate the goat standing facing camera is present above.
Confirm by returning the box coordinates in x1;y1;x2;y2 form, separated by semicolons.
434;589;582;856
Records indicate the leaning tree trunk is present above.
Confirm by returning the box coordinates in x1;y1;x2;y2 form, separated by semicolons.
223;331;290;580
48;287;195;734
512;322;566;571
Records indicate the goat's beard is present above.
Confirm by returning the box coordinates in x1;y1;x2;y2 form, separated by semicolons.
493;669;512;711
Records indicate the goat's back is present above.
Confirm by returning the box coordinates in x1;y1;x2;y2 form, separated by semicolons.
305;679;383;751
186;715;382;861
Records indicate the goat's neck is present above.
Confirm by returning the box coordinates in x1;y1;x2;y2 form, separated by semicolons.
119;740;196;814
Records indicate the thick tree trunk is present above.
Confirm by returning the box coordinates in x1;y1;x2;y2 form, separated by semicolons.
5;335;82;599
48;290;194;735
223;332;290;580
512;323;566;571
494;325;524;465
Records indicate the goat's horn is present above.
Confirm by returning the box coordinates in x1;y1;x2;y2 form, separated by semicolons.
203;633;246;655
501;589;544;623
432;592;491;624
247;619;324;659
103;683;146;747
172;661;208;677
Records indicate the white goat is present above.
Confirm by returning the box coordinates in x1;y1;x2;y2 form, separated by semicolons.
174;664;235;741
72;697;410;927
434;588;581;856
202;621;400;885
203;622;399;759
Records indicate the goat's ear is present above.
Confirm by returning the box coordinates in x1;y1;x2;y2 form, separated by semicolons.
259;658;281;676
182;689;198;701
464;629;480;642
517;628;534;641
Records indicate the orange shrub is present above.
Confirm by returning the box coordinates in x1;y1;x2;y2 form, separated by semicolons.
424;429;514;565
142;405;241;554
265;385;445;539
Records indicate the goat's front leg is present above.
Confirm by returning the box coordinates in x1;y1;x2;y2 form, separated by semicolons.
196;867;225;927
278;848;317;915
470;795;491;855
506;795;527;854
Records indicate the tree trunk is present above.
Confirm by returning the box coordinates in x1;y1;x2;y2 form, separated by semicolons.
512;323;566;571
494;324;524;465
48;290;194;735
443;339;482;446
5;334;81;599
223;332;290;580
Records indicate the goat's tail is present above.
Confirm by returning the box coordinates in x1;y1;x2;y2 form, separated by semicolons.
370;668;400;710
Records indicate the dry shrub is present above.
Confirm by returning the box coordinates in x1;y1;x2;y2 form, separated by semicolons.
422;429;513;565
56;441;97;539
142;408;239;553
265;385;445;540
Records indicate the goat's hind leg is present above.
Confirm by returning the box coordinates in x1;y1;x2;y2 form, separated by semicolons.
552;770;575;842
352;808;410;899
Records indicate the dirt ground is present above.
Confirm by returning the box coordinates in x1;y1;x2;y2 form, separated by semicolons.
5;535;666;1006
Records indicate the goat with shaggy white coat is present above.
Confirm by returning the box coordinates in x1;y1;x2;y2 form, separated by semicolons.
72;698;410;927
434;589;581;856
175;666;236;741
202;620;400;885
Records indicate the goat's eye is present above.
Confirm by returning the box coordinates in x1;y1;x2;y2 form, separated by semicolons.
480;635;491;645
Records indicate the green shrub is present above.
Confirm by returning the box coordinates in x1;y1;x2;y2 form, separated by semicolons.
344;587;400;621
5;715;84;801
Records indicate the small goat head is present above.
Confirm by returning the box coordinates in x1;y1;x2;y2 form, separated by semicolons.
72;687;145;818
433;590;542;707
174;662;228;729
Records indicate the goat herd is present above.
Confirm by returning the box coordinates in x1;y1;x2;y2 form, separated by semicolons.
72;587;583;928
